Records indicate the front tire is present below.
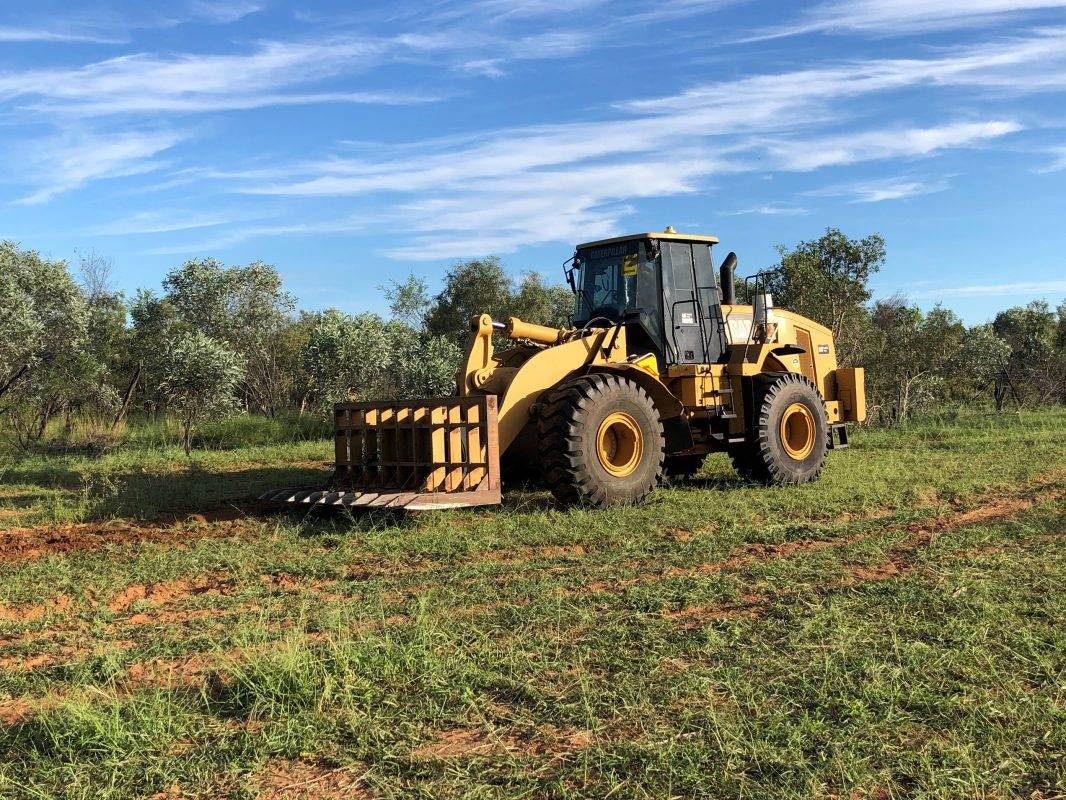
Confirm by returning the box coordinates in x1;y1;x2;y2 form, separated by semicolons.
538;374;665;506
737;373;828;485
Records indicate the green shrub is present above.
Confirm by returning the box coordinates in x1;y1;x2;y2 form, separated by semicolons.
194;412;331;449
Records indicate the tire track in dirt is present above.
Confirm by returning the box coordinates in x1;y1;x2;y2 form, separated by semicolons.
15;480;1041;687
571;479;1064;597
2;472;1061;704
5;477;1059;650
109;481;1059;696
654;480;1064;629
0;513;260;563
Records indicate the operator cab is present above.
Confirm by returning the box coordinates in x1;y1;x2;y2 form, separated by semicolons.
568;228;728;367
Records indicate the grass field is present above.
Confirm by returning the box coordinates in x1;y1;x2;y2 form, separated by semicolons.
0;409;1063;799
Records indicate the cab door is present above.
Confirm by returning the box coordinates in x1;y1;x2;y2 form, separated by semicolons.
660;242;706;365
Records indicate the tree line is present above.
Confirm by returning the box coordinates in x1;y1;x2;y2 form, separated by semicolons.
754;229;1064;423
0;243;571;452
1;230;1062;453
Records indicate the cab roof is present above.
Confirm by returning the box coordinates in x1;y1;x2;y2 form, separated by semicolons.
576;230;719;249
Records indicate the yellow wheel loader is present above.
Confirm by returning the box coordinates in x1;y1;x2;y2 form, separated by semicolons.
262;229;866;510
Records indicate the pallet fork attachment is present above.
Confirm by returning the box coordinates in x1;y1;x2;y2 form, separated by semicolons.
261;395;502;511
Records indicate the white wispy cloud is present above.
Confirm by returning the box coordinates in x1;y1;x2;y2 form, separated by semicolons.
0;26;122;43
766;121;1021;171
0;39;423;116
0;27;600;117
625;28;1066;116
85;208;268;235
426;0;733;24
1034;145;1066;172
163;28;1055;258
746;0;1066;40
806;175;951;203
139;215;373;255
722;204;809;216
909;279;1066;299
226;26;1036;258
187;1;262;24
0;2;264;46
10;11;1059;255
12;129;189;205
458;59;506;78
218;117;1011;259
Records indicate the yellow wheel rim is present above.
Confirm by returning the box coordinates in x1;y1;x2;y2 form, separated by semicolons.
596;411;643;477
780;402;816;460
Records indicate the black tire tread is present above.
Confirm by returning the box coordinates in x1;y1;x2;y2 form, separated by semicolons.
538;373;665;506
737;372;829;486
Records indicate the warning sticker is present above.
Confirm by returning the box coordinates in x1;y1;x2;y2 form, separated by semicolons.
621;254;639;277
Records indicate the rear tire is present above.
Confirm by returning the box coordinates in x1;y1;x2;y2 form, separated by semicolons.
735;373;828;485
538;373;665;507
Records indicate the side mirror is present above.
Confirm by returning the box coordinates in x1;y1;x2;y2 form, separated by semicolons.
563;257;578;293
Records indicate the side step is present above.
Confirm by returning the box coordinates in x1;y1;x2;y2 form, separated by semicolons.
828;423;849;450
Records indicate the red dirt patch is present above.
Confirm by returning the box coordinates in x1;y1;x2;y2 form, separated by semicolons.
0;653;58;671
123;607;231;628
107;584;148;613
909;487;1062;537
146;786;194;800
0;697;37;725
481;543;589;565
254;759;370;800
847;562;902;582
260;573;343;600
0;640;136;672
662;593;766;629
410;727;524;760
0;518;256;563
0;692;65;725
732;534;868;562
124;652;223;688
107;574;235;613
0;593;73;623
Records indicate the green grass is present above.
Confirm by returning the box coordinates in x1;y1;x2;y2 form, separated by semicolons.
0;409;1063;798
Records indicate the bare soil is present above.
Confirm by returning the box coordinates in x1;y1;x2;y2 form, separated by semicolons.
0;516;257;562
254;759;371;799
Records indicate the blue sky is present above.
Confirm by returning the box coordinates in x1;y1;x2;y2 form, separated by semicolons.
2;0;1065;323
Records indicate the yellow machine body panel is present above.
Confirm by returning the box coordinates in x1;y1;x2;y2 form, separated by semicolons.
712;304;866;424
495;328;626;451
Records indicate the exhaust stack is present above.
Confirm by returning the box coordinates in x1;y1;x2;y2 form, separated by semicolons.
720;251;737;305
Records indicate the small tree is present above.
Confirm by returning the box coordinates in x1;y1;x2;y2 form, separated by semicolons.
992;300;1064;407
425;257;513;344
161;332;242;454
300;310;460;417
162;258;296;415
0;242;102;445
767;228;885;366
510;272;574;329
384;275;432;331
